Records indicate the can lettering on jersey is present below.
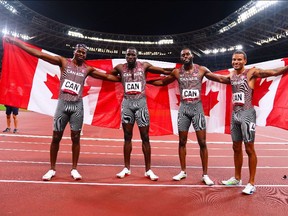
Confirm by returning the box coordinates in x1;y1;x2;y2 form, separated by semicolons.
182;89;199;101
125;82;142;94
61;79;81;95
232;92;245;105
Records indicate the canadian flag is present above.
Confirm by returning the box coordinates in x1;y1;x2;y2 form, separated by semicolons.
1;39;288;135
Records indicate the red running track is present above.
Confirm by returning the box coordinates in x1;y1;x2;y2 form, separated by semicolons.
1;110;288;216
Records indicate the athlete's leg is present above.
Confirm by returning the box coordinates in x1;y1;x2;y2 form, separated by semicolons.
195;129;208;175
178;131;188;172
122;123;134;170
139;125;151;172
244;141;257;185
50;131;64;170
232;141;243;180
68;101;84;170
71;130;81;169
51;100;69;170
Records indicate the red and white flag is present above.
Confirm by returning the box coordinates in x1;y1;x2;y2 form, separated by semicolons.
1;39;288;135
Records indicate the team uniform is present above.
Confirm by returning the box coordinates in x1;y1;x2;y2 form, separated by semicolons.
178;64;206;132
54;59;89;131
230;69;256;143
120;61;149;127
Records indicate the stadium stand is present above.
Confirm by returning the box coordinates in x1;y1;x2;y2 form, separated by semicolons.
0;0;288;71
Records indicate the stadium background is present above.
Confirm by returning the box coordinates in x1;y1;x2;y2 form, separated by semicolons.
1;2;288;216
1;1;288;72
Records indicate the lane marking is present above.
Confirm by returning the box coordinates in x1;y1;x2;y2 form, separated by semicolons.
0;179;288;188
1;148;288;158
1;136;288;145
1;160;288;169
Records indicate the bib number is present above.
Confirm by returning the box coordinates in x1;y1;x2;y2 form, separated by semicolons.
125;82;141;94
61;79;81;95
232;92;245;105
182;89;199;101
249;122;256;131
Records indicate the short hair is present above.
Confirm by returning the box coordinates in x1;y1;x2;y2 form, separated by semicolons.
181;47;193;55
182;47;191;52
126;47;138;54
75;44;88;51
233;50;247;60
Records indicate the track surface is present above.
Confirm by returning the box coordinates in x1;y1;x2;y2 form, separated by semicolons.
1;111;288;216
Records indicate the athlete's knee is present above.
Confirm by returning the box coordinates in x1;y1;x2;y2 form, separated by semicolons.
142;140;150;149
124;131;133;142
197;137;206;148
199;143;207;151
245;149;255;157
140;133;149;143
179;138;187;147
244;143;256;156
232;142;242;153
71;131;81;144
52;131;63;144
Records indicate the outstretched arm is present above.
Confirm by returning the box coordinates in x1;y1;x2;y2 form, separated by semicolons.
144;62;173;75
88;67;121;82
4;36;63;66
200;66;230;84
146;70;177;86
250;65;288;79
205;71;231;84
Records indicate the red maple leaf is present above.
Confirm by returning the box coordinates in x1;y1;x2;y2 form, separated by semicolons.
44;74;60;99
44;74;90;99
201;81;219;116
252;78;272;106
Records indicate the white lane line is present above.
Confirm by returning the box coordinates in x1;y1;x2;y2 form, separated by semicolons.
2;133;288;144
1;160;288;169
257;133;288;142
1;179;288;188
1;148;288;158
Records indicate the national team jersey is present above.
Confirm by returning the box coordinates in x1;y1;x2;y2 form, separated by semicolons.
230;69;254;112
120;61;146;99
178;64;202;104
59;59;89;101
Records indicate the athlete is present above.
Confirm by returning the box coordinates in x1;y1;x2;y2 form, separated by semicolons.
220;50;288;195
147;48;229;185
110;47;172;181
4;36;120;181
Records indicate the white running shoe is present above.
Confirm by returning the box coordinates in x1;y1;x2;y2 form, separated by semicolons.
116;167;131;178
42;169;56;181
221;177;242;186
242;183;256;195
145;169;159;181
172;171;187;181
71;169;82;180
202;175;214;186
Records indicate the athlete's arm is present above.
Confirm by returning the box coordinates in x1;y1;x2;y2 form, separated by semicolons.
88;67;121;82
5;36;63;66
250;65;288;79
201;66;230;84
146;69;178;86
144;62;172;75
